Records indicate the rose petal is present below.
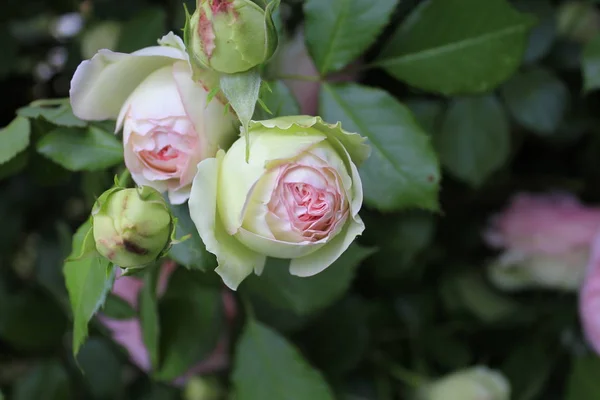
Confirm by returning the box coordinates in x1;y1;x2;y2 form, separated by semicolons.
289;215;365;277
70;33;187;121
189;152;266;290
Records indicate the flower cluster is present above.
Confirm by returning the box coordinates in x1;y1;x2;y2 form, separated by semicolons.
70;5;369;289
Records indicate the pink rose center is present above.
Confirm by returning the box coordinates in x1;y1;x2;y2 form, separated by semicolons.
267;164;347;242
140;144;182;174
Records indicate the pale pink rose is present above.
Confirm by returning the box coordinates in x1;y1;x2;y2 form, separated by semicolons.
99;261;236;383
484;192;600;291
189;117;369;290
70;33;236;204
276;27;359;116
579;232;600;355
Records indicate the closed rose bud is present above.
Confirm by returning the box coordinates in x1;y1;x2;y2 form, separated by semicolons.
189;116;370;290
416;366;510;400
70;32;237;204
484;193;600;291
187;0;278;74
92;186;173;268
557;1;600;43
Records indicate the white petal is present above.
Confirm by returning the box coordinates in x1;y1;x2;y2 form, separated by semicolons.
188;151;266;290
172;61;237;158
70;36;187;122
289;216;365;277
236;227;325;259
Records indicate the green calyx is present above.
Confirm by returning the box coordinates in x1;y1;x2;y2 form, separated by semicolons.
186;0;279;74
91;185;175;268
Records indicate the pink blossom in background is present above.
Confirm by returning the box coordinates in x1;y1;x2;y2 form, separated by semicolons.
276;27;359;116
484;192;600;291
580;232;600;355
99;261;236;384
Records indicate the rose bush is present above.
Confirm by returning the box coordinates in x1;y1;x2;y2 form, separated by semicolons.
189;116;369;289
483;192;600;291
70;32;237;204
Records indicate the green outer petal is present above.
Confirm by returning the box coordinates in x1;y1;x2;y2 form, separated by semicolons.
249;115;371;166
289;215;365;277
346;146;364;218
189;151;266;290
218;129;326;235
236;227;325;259
70;33;187;122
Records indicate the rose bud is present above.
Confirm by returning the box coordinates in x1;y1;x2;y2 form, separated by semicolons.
187;0;278;74
416;366;510;400
189;116;370;290
484;193;600;291
92;186;173;268
557;1;600;44
70;33;237;204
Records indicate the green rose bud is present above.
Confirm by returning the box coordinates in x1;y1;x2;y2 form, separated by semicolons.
92;186;174;268
557;1;600;43
187;0;278;74
416;366;510;400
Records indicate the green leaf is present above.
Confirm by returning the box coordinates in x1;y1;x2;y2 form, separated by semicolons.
0;289;67;351
140;268;160;370
437;95;510;186
36;126;124;171
117;7;167;53
0;116;30;165
156;269;223;381
220;68;261;159
64;221;117;356
516;0;557;64
301;297;370;375
102;294;137;320
0;151;29;181
583;34;600;92
12;361;72;400
501;67;569;135
168;203;216;271
220;68;262;125
78;338;123;399
304;0;399;74
18;99;87;128
243;243;375;315
320;83;440;211
362;210;435;279
0;25;17;79
503;341;555;400
566;355;600;400
442;272;521;323
233;320;335;400
253;80;300;120
376;0;535;95
404;99;444;136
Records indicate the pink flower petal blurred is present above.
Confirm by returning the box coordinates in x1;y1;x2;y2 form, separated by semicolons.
580;231;600;354
485;192;600;255
99;262;236;384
